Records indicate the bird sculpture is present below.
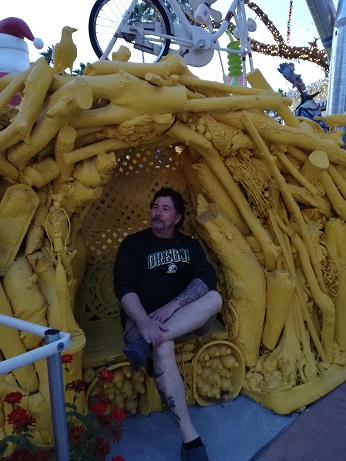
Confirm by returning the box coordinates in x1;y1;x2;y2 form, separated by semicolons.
53;26;77;74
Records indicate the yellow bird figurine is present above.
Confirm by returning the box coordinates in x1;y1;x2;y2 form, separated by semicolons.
53;26;78;74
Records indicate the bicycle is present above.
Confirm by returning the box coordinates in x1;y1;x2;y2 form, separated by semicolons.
88;0;256;81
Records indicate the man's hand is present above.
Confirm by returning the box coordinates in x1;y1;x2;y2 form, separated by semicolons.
149;304;176;323
138;317;169;348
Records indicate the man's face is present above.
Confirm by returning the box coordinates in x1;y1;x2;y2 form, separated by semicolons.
150;196;181;236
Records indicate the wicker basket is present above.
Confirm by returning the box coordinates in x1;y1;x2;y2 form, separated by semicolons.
193;340;245;406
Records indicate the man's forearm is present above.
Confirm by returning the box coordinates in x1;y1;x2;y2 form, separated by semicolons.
165;278;209;313
121;292;149;326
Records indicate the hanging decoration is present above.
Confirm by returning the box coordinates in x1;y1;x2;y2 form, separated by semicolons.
216;1;328;74
287;0;293;43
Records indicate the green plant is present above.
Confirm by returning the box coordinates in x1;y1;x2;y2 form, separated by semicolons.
0;355;125;461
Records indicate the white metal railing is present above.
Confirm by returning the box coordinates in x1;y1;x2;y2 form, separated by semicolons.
0;314;71;460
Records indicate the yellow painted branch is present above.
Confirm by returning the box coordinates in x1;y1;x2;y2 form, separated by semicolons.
7;79;93;170
0;59;55;150
219;110;346;166
54;125;77;187
242;111;328;293
262;270;296;350
320;170;346;221
0;153;19;181
300;150;330;185
70;73;187;128
0;185;39;275
168;120;281;270
322;219;346;347
268;209;327;362
275;215;335;362
327;164;346;200
192;159;249;235
177;75;268;96
275;150;321;197
246;68;299;128
186;93;293;115
0;67;31;113
84;54;189;78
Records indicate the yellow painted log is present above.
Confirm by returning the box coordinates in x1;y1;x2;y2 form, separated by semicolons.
0;185;39;275
320;170;346;221
300;150;330;185
246;68;299;128
70;71;187;128
0;283;39;392
54;125;77;187
322;220;346;347
217;110;346;166
192;159;249;235
7;78;93;170
196;196;266;366
3;256;47;349
0;59;55;150
0;67;31;113
84;54;189;78
262;270;296;350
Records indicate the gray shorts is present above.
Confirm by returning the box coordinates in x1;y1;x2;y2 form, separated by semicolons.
123;314;217;345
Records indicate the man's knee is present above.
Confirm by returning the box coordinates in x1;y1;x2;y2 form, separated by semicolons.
152;340;175;363
207;290;222;314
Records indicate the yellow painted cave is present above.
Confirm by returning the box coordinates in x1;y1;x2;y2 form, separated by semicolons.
1;51;346;447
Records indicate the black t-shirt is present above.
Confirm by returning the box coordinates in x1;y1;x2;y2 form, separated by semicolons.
113;228;216;326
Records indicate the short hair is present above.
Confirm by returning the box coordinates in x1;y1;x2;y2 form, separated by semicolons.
150;187;185;228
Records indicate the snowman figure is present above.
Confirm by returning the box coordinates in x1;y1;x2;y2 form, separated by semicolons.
0;17;44;74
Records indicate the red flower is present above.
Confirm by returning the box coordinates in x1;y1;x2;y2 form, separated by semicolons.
61;354;73;364
91;401;108;416
111;407;126;422
90;436;110;458
112;457;125;461
3;392;23;405
109;423;124;443
7;407;35;433
69;379;85;393
97;368;114;384
68;424;85;443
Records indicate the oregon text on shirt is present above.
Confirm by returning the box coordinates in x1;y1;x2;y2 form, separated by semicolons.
147;248;190;269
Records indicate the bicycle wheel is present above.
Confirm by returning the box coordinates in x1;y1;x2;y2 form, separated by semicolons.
89;0;172;63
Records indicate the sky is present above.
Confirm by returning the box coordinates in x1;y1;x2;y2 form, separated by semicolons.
0;0;339;91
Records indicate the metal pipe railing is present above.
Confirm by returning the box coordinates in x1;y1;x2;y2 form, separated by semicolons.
0;314;71;460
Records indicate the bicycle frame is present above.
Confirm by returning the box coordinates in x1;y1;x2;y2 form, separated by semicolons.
101;0;253;77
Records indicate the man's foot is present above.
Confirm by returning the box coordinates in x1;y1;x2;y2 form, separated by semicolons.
180;445;210;461
123;337;150;371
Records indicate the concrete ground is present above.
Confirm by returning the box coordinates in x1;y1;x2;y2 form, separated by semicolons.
106;382;346;461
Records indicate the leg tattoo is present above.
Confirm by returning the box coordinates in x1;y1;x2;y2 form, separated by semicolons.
154;370;181;428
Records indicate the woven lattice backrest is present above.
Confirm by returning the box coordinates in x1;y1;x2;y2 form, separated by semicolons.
78;144;196;324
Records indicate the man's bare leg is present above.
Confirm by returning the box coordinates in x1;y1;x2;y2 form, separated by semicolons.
152;340;199;442
160;290;222;342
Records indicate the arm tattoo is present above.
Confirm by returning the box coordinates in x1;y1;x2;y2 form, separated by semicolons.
173;278;209;309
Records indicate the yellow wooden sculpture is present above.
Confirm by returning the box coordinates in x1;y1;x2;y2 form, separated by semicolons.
0;26;346;445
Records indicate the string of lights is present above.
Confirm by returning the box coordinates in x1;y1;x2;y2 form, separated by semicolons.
287;0;293;43
244;0;329;74
287;78;328;109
